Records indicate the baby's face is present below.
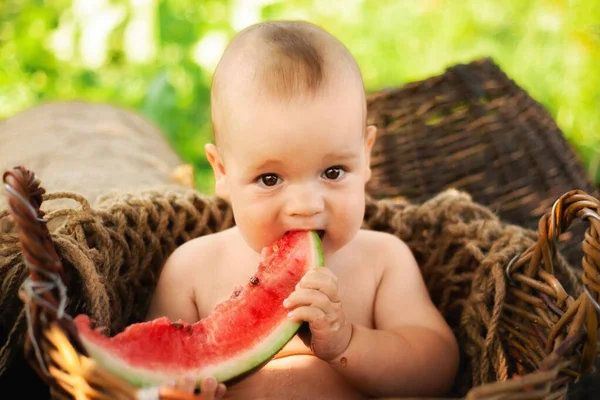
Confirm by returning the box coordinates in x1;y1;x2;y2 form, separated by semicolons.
210;82;375;258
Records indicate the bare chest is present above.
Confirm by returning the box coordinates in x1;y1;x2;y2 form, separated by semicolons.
191;245;378;399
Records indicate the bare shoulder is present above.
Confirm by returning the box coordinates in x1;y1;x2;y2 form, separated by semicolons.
353;229;412;254
167;227;234;268
349;229;416;274
352;230;431;312
354;229;425;295
145;227;237;322
362;230;456;342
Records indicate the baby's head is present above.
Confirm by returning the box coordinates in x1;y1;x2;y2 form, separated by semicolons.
206;20;377;257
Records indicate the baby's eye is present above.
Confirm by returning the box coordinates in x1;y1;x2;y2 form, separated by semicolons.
322;167;345;180
258;174;280;187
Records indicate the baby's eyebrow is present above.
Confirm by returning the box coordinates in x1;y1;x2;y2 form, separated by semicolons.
252;159;284;171
323;151;358;161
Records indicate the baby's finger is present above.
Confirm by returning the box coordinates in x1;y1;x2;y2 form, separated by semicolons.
167;375;196;393
288;306;334;331
181;376;196;392
200;377;218;399
298;269;340;302
284;288;334;311
215;383;227;399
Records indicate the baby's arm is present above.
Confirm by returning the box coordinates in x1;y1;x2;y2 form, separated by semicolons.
145;240;201;323
327;234;459;398
146;241;227;397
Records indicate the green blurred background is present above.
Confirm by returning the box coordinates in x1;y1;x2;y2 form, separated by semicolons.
1;0;599;193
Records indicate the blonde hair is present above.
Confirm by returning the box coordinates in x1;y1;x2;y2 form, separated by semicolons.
211;20;363;143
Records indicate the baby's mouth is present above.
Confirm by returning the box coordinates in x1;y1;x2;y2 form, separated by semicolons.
286;230;325;240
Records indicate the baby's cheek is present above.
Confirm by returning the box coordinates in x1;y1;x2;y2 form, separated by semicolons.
333;202;363;242
242;210;281;248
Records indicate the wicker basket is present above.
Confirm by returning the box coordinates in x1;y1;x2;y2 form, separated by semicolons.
2;165;599;400
366;57;598;267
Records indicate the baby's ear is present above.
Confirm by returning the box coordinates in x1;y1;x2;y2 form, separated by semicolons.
205;143;229;199
364;125;377;182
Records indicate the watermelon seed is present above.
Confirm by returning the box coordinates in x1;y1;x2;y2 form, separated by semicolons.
340;356;348;368
273;245;279;252
171;322;184;329
250;276;259;285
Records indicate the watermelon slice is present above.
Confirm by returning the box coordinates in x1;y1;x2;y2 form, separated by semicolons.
73;230;323;388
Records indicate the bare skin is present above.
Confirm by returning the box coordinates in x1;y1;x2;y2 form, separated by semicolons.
146;21;459;400
147;228;459;399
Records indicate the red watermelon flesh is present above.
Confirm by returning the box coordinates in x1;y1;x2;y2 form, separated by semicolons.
73;230;323;388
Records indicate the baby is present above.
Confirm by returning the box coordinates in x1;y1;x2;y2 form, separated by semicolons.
146;20;459;399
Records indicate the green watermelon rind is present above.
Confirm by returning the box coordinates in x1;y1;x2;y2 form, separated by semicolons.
80;231;324;388
82;317;304;387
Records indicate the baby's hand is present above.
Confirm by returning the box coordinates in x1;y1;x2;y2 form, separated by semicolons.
199;377;227;400
165;376;226;399
283;267;352;361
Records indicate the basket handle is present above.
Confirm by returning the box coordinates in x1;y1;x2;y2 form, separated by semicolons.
506;189;600;373
3;167;88;377
4;166;204;399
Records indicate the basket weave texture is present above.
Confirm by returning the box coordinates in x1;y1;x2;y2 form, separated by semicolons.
1;166;599;400
366;57;598;266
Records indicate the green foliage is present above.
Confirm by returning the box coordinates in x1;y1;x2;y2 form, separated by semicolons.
1;0;599;191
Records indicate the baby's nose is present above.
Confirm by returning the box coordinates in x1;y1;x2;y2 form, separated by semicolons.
285;184;325;217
